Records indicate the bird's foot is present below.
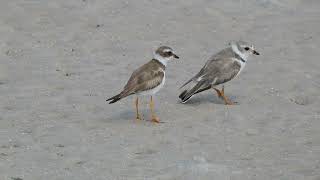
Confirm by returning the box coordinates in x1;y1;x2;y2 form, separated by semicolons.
224;99;235;105
222;95;238;105
135;114;143;121
213;87;236;105
151;116;160;123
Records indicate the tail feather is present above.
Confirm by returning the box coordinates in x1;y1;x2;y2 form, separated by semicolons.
106;93;122;104
179;90;188;99
194;85;211;95
179;78;193;89
179;81;206;103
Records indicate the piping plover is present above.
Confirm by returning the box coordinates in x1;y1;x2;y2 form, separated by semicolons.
179;40;259;104
107;46;179;123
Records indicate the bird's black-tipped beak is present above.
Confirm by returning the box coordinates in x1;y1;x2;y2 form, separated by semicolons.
253;50;260;55
173;54;179;59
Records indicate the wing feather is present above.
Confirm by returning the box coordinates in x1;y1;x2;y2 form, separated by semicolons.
120;61;164;97
179;55;241;102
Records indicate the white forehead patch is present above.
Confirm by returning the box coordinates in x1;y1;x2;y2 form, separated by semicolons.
163;49;172;52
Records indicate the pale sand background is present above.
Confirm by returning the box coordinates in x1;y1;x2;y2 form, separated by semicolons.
1;0;320;180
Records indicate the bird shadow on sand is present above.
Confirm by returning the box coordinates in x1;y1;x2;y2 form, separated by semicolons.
178;94;238;106
105;108;161;123
106;109;135;122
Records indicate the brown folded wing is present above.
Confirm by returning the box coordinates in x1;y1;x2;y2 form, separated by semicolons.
120;60;165;98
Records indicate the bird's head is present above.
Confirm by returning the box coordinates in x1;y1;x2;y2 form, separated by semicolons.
153;46;179;66
230;40;260;60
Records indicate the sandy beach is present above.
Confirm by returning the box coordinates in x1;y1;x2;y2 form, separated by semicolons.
0;0;320;179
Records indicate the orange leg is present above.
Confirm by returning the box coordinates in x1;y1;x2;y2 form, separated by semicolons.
213;86;234;105
135;97;142;120
149;96;160;123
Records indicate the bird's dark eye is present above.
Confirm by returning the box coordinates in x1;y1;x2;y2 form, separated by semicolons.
167;51;172;55
244;47;250;51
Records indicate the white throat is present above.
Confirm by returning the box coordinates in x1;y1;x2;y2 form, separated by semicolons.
153;53;170;66
231;43;248;63
230;43;248;78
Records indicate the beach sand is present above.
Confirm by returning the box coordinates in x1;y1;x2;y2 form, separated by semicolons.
0;0;320;179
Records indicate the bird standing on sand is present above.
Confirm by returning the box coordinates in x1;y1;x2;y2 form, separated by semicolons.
179;40;260;104
107;46;179;123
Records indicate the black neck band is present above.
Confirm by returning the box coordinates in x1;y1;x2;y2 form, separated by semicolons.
235;53;246;63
